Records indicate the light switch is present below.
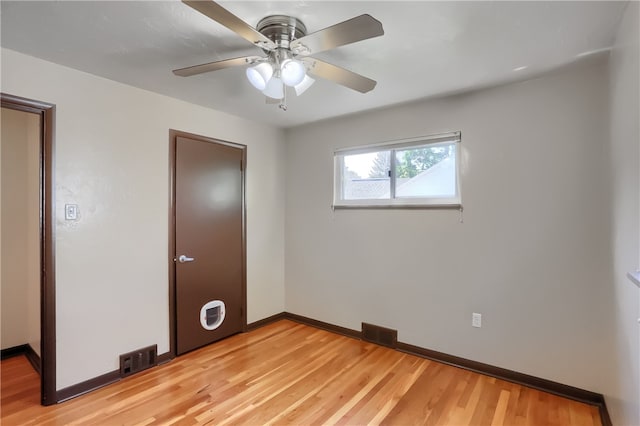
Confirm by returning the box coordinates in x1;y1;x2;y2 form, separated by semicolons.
472;312;482;328
65;204;78;220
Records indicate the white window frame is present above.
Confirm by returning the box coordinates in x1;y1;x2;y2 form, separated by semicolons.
333;131;462;209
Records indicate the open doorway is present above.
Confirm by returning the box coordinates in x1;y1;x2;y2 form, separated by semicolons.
1;107;40;367
0;93;56;405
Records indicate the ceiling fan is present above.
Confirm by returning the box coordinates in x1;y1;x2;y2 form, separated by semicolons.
173;0;384;110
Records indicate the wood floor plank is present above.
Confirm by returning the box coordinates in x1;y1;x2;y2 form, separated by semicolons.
490;389;511;426
1;320;602;426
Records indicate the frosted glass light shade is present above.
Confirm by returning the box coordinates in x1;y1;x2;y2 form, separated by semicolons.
294;74;315;96
246;62;273;90
262;76;284;99
280;59;306;87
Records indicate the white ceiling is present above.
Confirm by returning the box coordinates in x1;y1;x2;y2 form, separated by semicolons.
1;1;627;128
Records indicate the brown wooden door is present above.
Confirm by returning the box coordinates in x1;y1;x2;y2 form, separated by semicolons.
174;135;245;355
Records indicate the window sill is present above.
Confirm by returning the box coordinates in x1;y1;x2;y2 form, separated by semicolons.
332;203;462;210
627;271;640;288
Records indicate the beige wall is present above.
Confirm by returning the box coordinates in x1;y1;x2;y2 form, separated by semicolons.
285;58;613;396
607;2;640;425
1;48;286;390
1;107;41;355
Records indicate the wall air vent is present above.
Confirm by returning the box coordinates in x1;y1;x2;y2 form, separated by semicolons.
361;323;398;348
119;344;157;378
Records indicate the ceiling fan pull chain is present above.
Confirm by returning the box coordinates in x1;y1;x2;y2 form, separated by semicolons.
279;88;288;111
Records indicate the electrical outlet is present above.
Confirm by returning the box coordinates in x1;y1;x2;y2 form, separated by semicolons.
472;313;482;328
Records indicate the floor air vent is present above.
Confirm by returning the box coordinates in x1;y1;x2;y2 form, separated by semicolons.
119;344;157;378
361;323;398;348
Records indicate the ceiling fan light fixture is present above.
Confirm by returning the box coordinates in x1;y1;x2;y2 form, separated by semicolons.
246;62;273;90
294;74;315;96
280;58;306;87
262;76;284;99
174;2;384;109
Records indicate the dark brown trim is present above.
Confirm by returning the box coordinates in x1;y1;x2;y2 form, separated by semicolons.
168;129;248;356
396;341;605;404
56;347;168;402
0;344;40;374
168;131;177;359
25;344;42;375
1;94;50;114
246;312;287;331
56;370;120;403
283;313;362;340
1;344;30;359
397;341;612;425
156;352;174;365
247;312;611;425
240;145;247;333
1;93;56;406
598;404;613;426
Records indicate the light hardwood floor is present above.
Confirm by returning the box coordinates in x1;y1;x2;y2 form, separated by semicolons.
1;320;602;425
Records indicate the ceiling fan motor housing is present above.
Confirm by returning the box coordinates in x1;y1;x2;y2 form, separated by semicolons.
257;15;307;49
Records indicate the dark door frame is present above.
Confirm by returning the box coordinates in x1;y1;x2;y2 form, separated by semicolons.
1;93;57;405
168;129;247;358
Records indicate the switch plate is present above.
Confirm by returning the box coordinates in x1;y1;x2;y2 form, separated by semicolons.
65;204;78;220
472;313;482;328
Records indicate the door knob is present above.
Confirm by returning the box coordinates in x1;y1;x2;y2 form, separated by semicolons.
178;255;195;263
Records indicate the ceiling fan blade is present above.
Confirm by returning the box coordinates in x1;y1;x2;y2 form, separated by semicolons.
304;58;377;93
173;56;260;77
182;0;276;50
290;14;383;56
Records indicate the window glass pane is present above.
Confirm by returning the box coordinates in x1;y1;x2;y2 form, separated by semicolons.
341;151;390;200
394;143;457;198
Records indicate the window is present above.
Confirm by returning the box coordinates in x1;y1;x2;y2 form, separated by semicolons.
333;132;461;208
